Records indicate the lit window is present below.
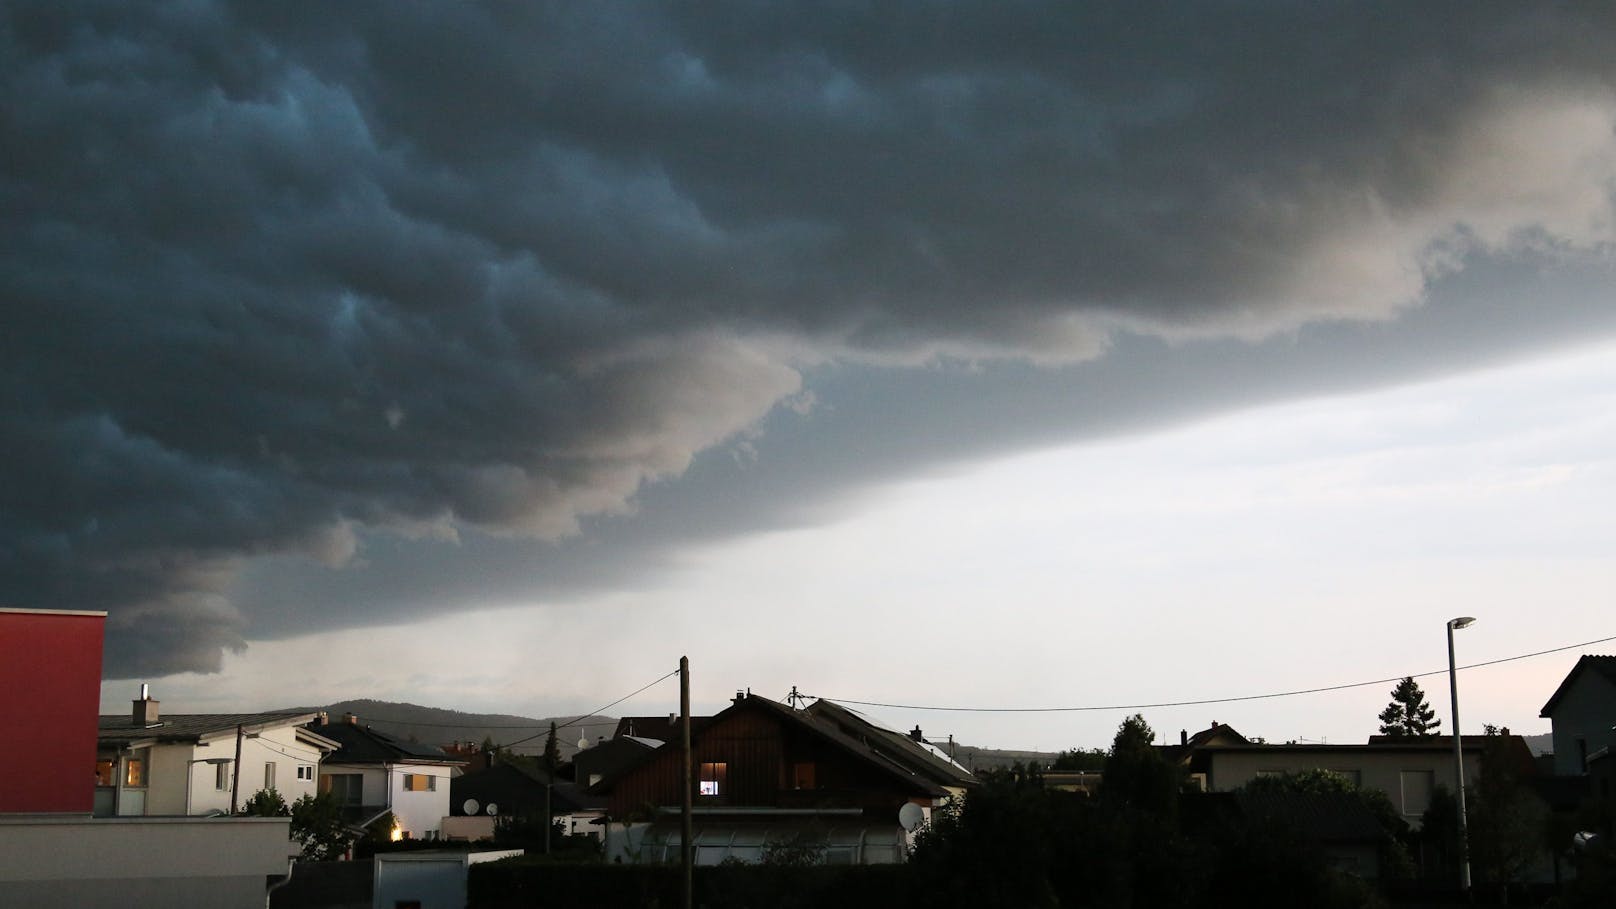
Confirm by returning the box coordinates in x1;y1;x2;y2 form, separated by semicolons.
699;762;727;796
95;760;115;787
404;773;436;792
124;757;146;788
792;762;815;789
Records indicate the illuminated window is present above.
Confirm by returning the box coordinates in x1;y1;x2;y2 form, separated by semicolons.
403;773;436;792
792;762;816;789
124;757;146;788
95;760;115;787
699;762;727;796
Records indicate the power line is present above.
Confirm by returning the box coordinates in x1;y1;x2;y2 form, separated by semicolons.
345;716;622;732
810;633;1616;714
497;668;681;750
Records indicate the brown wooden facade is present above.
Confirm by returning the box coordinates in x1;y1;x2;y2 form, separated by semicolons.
601;695;944;820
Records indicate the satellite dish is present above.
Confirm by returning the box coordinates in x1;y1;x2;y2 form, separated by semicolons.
898;803;925;832
484;802;498;817
462;798;479;816
577;735;589;750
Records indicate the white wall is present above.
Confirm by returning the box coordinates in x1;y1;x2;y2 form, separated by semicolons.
1207;748;1482;828
0;815;294;909
388;764;456;839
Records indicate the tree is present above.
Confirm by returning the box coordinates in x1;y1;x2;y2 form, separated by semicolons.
240;787;290;816
1100;714;1180;822
1467;730;1548;893
290;792;353;861
543;721;562;775
1051;747;1107;772
1377;676;1440;738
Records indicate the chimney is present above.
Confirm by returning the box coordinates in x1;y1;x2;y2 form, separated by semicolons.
909;726;926;742
733;690;745;704
1181;729;1188;746
343;712;359;725
667;712;675;726
131;685;159;727
313;711;328;726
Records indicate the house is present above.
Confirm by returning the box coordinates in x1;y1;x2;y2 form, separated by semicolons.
0;608;105;813
1539;654;1616;777
448;759;606;842
1;608;302;908
1161;721;1252;791
310;714;464;841
593;692;975;865
1190;737;1497;828
95;691;338;817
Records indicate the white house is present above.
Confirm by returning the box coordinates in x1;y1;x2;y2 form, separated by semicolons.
95;691;339;817
311;714;464;841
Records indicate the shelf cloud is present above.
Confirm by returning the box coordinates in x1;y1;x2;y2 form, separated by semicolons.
4;2;1614;674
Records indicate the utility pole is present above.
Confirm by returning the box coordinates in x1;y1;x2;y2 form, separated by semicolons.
229;724;244;814
680;656;693;909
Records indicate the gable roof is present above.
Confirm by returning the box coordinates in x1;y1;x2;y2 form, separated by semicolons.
98;711;333;749
804;699;975;789
313;720;463;765
450;762;605;816
592;694;974;799
1539;655;1616;717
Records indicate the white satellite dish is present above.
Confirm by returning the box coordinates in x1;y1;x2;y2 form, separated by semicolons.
484;802;498;817
577;735;590;750
897;803;925;832
462;798;480;816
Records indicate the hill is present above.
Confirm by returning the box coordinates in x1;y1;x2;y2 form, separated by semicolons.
291;699;619;761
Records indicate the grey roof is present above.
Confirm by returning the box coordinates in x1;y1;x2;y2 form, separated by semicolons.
1540;655;1616;717
98;711;324;746
805;699;976;789
315;720;463;765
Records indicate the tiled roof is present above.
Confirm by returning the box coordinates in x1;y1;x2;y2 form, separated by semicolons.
1540;655;1616;717
315;720;462;765
98;711;321;745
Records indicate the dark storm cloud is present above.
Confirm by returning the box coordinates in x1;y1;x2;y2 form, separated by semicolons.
3;2;1613;674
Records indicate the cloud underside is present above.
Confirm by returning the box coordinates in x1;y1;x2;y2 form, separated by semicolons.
2;2;1614;674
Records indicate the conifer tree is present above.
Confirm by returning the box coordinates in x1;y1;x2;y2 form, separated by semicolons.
542;721;561;775
1377;676;1441;737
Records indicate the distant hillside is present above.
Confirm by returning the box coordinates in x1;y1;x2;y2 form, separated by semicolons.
292;699;619;760
947;744;1061;774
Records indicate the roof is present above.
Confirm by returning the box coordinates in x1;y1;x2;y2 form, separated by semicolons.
614;715;710;742
593;694;974;800
450;761;606;816
805;699;975;788
1208;738;1491;756
1539;655;1616;717
1161;723;1250;764
314;720;463;765
98;711;330;747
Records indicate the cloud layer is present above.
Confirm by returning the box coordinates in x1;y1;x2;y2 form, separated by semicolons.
4;2;1614;674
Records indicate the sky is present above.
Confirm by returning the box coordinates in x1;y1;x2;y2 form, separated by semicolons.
3;3;1613;750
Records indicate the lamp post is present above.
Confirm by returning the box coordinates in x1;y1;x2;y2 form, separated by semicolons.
1447;616;1476;893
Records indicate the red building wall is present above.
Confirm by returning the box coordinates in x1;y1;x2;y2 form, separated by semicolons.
0;609;106;813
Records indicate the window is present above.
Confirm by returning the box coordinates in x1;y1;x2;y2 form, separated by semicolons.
95;759;115;787
297;764;314;782
699;762;727;796
124;756;146;788
323;773;363;805
792;762;816;790
403;773;436;792
264;762;276;791
215;762;231;791
1399;770;1434;816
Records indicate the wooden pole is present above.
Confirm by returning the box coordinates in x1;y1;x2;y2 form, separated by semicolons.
229;724;244;814
681;656;693;909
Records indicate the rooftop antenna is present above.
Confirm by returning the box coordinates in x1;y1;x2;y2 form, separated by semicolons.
786;686;807;710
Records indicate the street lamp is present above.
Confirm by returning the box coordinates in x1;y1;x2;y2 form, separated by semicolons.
1447;616;1476;893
